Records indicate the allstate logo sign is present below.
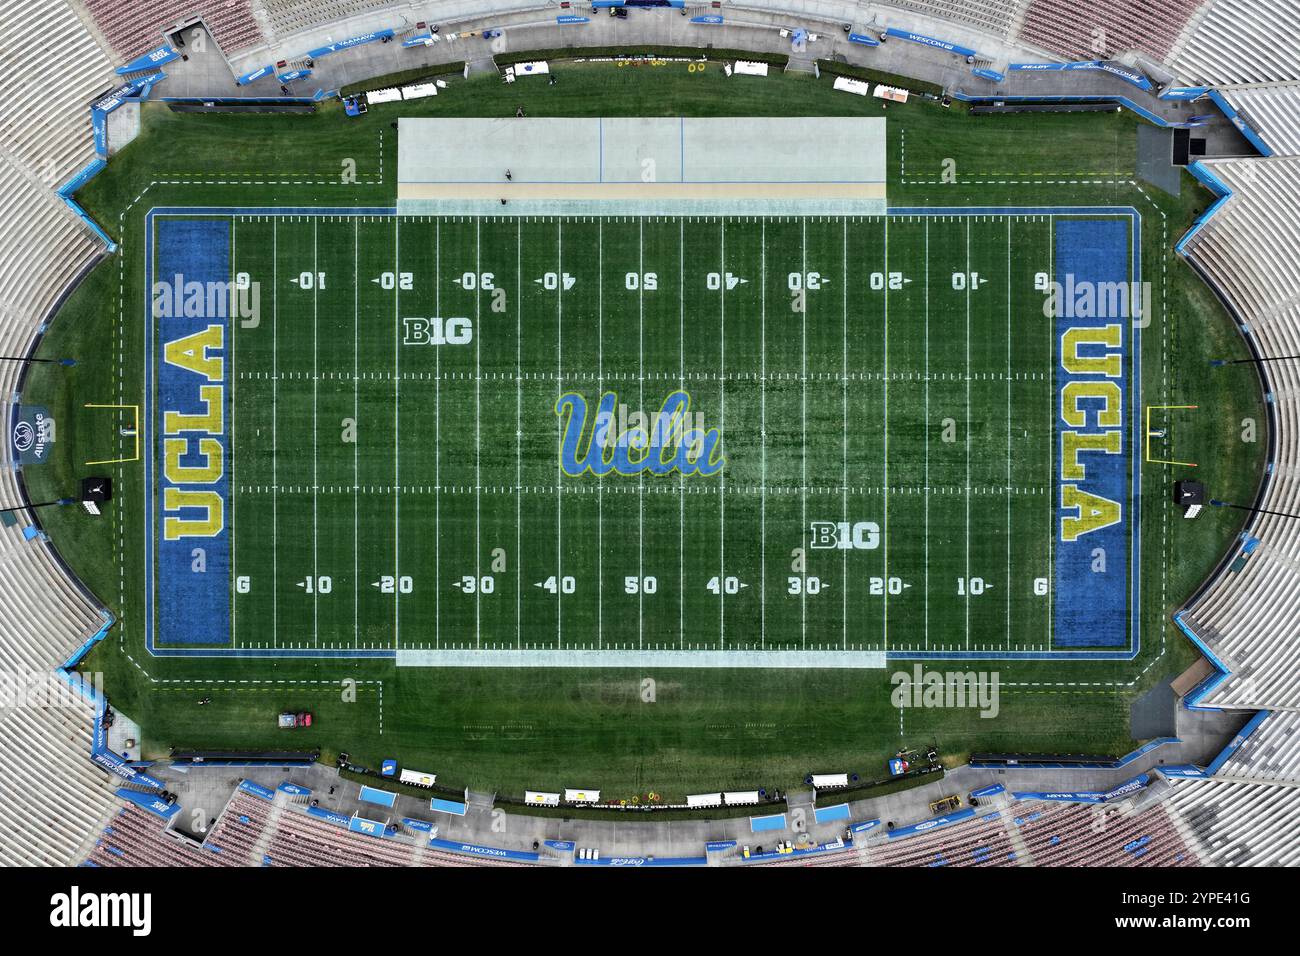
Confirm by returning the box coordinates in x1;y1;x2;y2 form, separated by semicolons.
11;406;53;464
12;421;34;453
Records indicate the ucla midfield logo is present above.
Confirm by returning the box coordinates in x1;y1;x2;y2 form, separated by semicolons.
555;390;724;477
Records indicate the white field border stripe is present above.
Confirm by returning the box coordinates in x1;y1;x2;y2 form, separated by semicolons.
230;219;238;648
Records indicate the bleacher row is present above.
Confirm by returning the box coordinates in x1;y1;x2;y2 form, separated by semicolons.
0;0;1293;869
1179;155;1300;713
758;802;1197;867
88;792;534;867
0;0;124;869
44;0;1300;88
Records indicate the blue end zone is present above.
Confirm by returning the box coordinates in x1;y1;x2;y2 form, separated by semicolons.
1053;219;1131;647
156;219;232;644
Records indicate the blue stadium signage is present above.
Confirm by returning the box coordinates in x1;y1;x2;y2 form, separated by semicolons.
239;780;276;802
306;29;396;60
884;28;976;58
430;838;540;862
116;45;179;75
236;65;275;86
11;405;53;465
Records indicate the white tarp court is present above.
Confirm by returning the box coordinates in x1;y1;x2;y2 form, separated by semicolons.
397;116;887;216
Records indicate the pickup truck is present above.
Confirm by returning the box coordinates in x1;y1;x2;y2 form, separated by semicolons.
278;712;312;728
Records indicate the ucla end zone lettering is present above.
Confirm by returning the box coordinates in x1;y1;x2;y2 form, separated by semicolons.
1054;219;1132;647
156;219;232;644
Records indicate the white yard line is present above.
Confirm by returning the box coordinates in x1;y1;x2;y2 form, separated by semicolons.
596;220;604;649
353;218;359;648
800;219;807;649
842;218;848;649
393;216;401;649
965;217;972;650
516;219;523;649
1006;217;1013;650
883;216;890;650
639;217;646;651
556;220;563;649
923;218;930;650
719;218;726;649
435;220;441;650
1046;214;1054;648
313;218;319;647
760;219;767;650
272;218;278;649
475;217;482;648
679;219;685;650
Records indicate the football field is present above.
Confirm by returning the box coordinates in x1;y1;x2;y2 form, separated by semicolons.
146;209;1139;662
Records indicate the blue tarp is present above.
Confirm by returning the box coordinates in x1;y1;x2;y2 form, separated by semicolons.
814;803;851;824
750;812;786;833
430;797;467;815
359;785;396;808
848;32;879;47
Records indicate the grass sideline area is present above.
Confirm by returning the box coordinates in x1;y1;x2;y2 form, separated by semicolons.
20;62;1266;802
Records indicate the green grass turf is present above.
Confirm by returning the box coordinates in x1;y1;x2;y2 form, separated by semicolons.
217;212;1062;653
18;63;1269;800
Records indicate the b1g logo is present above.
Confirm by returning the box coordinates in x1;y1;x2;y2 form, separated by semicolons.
809;521;880;550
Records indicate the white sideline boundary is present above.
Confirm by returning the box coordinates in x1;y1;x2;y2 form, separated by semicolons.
396;649;888;668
